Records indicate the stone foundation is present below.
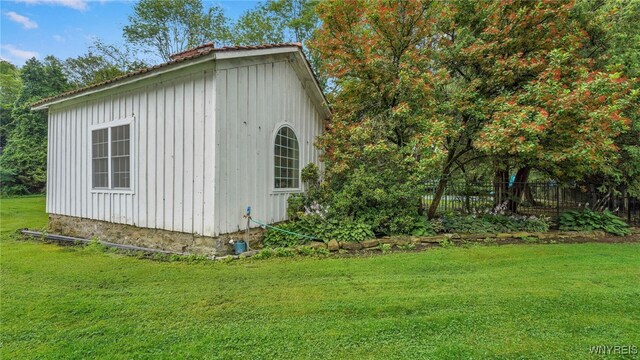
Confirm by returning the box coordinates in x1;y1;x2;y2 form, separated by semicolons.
48;215;265;256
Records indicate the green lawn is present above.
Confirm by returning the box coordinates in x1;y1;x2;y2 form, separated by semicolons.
1;197;639;359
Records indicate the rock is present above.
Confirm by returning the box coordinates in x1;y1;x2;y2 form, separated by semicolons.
239;250;260;258
512;232;532;238
395;237;412;246
360;239;379;249
327;239;339;251
309;241;327;249
379;237;396;245
340;241;363;250
496;233;513;239
419;236;444;244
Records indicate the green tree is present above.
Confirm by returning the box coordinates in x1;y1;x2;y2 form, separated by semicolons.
572;0;640;196
0;60;22;151
232;0;320;45
0;56;71;194
123;0;231;62
311;0;637;220
232;0;325;87
63;52;126;88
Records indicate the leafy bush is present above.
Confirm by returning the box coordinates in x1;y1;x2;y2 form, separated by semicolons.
410;217;436;236
441;214;549;233
328;163;425;235
330;221;375;243
263;215;374;247
253;248;276;260
559;209;631;236
262;222;312;248
287;163;329;220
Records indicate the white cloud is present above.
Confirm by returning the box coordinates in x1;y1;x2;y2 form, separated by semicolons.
53;34;65;42
15;0;89;11
5;11;38;29
1;44;38;61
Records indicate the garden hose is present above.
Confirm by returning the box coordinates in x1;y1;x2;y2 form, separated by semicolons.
249;217;322;241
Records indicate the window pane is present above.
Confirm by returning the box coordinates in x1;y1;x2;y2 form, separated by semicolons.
274;126;299;189
111;124;130;189
91;128;109;188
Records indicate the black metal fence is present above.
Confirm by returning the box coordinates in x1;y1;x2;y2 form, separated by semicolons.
424;181;640;225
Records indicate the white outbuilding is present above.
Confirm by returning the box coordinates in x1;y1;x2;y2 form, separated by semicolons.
33;43;330;254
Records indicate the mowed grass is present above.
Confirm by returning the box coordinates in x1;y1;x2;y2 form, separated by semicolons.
1;197;639;359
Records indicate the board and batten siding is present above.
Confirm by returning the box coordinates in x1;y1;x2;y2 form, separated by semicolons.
46;65;217;236
214;59;324;235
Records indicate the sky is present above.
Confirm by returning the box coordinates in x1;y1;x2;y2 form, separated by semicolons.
0;0;260;66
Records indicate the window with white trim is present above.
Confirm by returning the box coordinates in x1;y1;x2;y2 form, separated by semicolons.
274;125;299;189
92;123;131;189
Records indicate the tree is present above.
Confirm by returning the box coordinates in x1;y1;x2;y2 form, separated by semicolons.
232;0;326;87
0;56;71;194
572;0;640;196
123;0;231;62
310;0;444;233
311;0;637;220
0;60;22;151
63;52;126;88
437;0;636;212
232;0;320;45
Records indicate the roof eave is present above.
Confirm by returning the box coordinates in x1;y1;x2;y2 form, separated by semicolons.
31;53;217;111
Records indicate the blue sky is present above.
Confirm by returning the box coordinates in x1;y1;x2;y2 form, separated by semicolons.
0;0;260;66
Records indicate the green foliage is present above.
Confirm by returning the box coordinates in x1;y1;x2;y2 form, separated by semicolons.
1;57;71;195
123;0;232;61
441;214;550;234
0;61;21;150
252;248;276;260
63;52;127;88
397;243;416;251
327;158;427;235
286;163;327;220
232;0;319;45
263;215;374;248
438;238;456;249
410;217;436;236
262;222;310;248
296;245;315;256
330;221;374;243
559;209;631;236
377;243;392;254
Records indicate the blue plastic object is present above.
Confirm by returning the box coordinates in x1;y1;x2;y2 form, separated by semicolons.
234;240;247;254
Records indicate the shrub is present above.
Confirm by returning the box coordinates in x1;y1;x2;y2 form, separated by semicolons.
253;248;276;260
559;209;631;236
410;217;436;236
263;215;374;247
377;243;392;254
330;221;375;242
441;214;549;233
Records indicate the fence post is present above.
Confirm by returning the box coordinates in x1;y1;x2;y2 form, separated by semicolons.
628;192;632;224
555;185;560;218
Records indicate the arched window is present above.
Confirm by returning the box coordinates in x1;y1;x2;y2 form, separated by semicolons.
274;125;300;189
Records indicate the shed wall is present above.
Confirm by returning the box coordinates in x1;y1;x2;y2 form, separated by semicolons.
46;65;217;236
214;59;324;235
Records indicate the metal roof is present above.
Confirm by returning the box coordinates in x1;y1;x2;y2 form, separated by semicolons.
32;43;329;116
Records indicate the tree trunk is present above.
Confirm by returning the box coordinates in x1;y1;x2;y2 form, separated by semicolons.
507;166;531;213
427;177;448;219
524;183;537;206
493;168;509;207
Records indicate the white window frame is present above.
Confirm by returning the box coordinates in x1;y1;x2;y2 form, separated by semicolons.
271;123;302;194
90;117;135;194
